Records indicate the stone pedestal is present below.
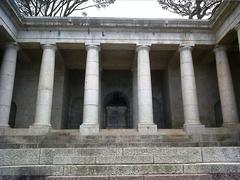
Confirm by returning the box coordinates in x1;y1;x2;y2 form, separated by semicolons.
136;45;157;135
30;44;56;132
214;46;239;127
80;45;100;136
179;45;205;134
0;43;19;128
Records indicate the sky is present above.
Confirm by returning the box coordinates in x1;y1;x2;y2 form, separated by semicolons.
78;0;184;19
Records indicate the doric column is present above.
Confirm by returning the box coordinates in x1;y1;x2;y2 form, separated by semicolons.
0;43;19;128
179;45;204;133
80;45;100;135
214;46;239;126
136;45;157;134
31;44;56;130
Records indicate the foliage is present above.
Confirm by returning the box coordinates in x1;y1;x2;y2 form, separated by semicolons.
13;0;115;17
157;0;223;19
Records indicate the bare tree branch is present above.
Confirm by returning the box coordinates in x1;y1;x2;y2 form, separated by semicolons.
12;0;115;17
158;0;223;19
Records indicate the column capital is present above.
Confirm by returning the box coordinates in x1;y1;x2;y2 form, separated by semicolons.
214;45;227;53
6;42;19;51
41;44;57;51
136;45;150;52
179;44;193;52
86;44;100;52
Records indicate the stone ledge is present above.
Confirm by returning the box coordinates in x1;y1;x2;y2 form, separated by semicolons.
0;164;240;176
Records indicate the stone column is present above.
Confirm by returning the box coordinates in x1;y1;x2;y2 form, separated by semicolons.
179;45;204;134
214;46;239;126
0;43;19;128
136;45;157;134
80;45;100;135
30;44;56;132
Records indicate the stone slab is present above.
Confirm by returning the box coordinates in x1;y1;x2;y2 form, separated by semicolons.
123;148;156;156
184;163;240;174
63;164;183;176
46;177;109;180
0;149;40;166
96;155;153;164
0;165;64;176
40;148;122;164
154;147;202;163
144;174;212;180
202;147;240;162
53;156;95;165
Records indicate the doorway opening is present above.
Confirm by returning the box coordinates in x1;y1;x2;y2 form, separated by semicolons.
103;92;130;129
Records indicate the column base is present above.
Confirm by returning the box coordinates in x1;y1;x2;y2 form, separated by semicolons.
138;124;157;135
29;125;51;135
184;124;205;134
80;124;99;136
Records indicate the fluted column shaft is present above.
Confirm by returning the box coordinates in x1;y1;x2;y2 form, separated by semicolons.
0;43;19;127
179;45;202;129
32;44;56;127
214;46;239;126
136;45;157;134
80;45;100;135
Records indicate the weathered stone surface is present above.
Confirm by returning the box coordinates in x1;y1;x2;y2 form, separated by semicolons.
154;147;202;163
46;177;109;180
53;156;95;165
123;148;156;156
0;149;39;166
40;148;122;164
0;165;64;176
63;164;183;176
202;147;240;162
144;174;212;180
96;155;153;164
184;163;240;173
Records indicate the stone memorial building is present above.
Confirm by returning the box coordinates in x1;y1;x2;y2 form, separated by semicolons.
0;1;240;178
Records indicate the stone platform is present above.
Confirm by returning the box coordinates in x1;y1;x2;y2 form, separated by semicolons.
0;129;239;177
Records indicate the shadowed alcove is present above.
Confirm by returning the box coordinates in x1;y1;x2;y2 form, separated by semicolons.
103;92;131;129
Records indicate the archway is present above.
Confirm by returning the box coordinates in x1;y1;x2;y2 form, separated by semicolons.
68;97;83;129
103;92;130;129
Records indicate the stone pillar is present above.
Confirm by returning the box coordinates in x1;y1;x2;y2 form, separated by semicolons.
179;45;204;134
0;43;19;128
30;44;56;132
136;45;157;134
214;46;239;126
80;45;100;135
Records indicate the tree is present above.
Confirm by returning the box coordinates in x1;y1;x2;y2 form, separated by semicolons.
12;0;115;17
157;0;223;19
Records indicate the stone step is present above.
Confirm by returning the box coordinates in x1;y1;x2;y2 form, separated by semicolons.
1;173;240;180
1;147;239;166
0;163;240;176
46;174;213;180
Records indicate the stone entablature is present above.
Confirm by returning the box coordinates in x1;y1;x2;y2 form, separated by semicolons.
0;1;240;46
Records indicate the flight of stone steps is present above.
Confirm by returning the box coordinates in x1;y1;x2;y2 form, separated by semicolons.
0;129;239;148
0;129;239;178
